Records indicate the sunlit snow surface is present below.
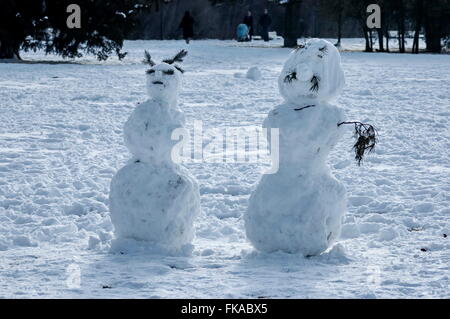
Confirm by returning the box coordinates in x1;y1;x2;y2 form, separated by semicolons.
0;39;449;298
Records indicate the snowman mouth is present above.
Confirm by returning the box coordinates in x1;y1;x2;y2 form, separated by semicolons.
153;81;164;85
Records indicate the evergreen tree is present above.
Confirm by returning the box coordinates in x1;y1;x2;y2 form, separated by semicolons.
0;0;151;60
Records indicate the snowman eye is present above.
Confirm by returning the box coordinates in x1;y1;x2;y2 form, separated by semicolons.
295;43;306;51
163;70;174;75
284;71;297;83
318;46;328;58
146;69;155;74
310;75;320;92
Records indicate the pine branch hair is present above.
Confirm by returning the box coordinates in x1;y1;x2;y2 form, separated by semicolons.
143;50;155;66
163;49;188;64
310;75;320;92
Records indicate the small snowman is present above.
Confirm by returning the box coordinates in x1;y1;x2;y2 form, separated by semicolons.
109;50;200;253
245;38;376;256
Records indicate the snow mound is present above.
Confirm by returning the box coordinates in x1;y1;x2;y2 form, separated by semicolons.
246;66;262;81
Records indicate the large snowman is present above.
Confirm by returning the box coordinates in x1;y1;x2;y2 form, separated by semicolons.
245;39;348;256
109;50;200;253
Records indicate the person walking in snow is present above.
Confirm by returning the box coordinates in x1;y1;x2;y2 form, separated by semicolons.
243;10;254;41
259;8;272;42
179;11;195;44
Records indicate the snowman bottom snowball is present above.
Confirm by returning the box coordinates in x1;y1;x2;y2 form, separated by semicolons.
109;161;200;250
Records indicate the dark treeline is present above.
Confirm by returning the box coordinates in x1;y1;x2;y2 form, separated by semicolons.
133;0;449;53
327;0;450;53
0;0;448;60
131;0;360;42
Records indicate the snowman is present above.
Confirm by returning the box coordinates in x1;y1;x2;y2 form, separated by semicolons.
245;39;353;256
109;50;200;253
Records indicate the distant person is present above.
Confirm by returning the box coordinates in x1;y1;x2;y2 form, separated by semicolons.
237;24;250;42
179;11;194;44
259;9;272;42
243;10;254;41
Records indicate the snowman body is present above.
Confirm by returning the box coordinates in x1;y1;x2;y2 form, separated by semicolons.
109;58;200;252
123;99;185;165
245;39;347;256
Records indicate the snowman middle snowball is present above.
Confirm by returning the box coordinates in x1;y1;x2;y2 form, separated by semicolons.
109;50;200;253
244;39;348;256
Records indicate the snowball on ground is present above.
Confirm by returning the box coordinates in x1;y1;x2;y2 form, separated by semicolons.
246;66;262;81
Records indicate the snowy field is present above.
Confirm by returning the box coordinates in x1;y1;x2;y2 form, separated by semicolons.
0;39;449;298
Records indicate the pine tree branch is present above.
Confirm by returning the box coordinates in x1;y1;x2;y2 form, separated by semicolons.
163;49;188;64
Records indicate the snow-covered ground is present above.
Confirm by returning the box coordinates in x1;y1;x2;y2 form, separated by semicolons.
0;38;449;298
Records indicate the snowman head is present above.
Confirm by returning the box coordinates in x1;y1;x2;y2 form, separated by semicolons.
144;50;187;104
278;39;345;104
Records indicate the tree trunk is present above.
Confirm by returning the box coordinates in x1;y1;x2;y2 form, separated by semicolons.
385;31;390;52
424;5;443;53
402;31;406;52
362;25;372;52
412;0;423;54
378;6;387;52
160;4;164;40
283;1;300;47
425;31;442;53
336;10;342;46
383;11;390;52
0;37;20;59
398;29;405;53
377;28;384;52
398;8;406;53
412;30;419;53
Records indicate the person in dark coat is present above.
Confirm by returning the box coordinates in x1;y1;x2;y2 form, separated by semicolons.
259;8;272;42
243;10;254;41
179;11;194;44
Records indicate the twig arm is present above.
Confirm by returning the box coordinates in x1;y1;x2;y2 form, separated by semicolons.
337;121;378;166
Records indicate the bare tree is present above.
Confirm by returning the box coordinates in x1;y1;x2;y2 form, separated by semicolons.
423;0;449;53
411;0;423;53
320;0;348;47
280;0;302;47
347;0;375;52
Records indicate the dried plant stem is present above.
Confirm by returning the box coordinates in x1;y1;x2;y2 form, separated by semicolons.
338;121;378;165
